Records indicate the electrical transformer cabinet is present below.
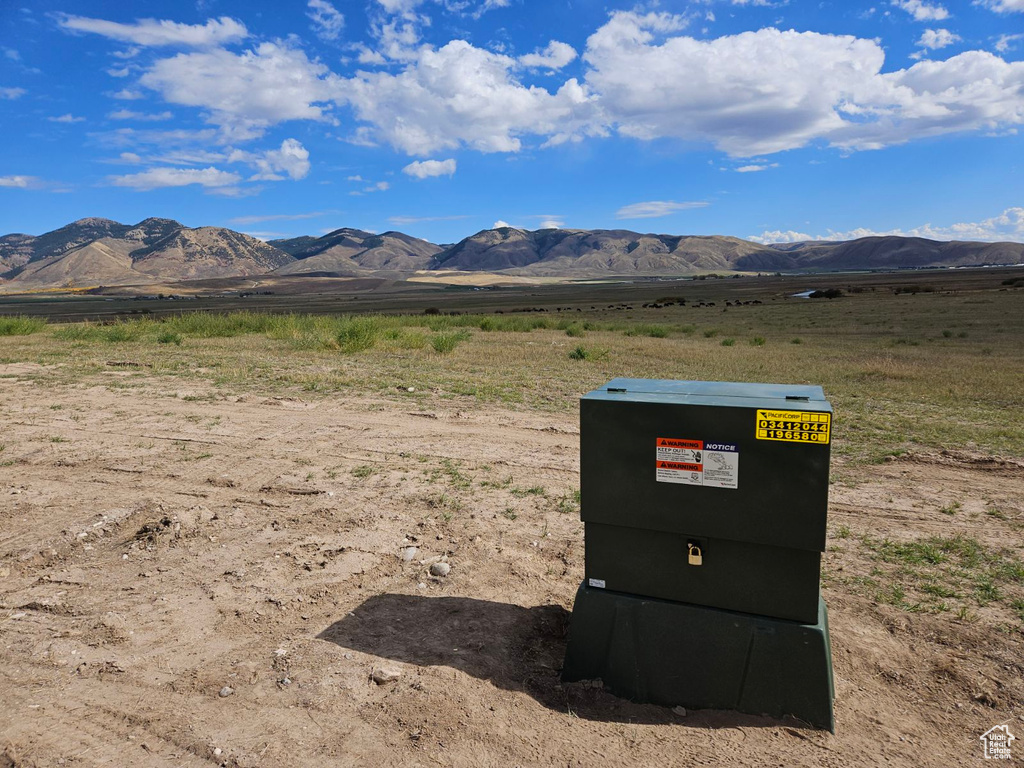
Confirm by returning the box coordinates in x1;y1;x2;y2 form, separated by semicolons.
564;378;836;731
580;378;832;624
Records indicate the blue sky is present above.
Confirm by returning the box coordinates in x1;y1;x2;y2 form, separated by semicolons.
1;0;1022;245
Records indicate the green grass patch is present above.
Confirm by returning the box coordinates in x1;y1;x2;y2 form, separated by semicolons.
0;316;47;336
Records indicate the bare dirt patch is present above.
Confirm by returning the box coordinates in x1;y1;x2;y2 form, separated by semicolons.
1;376;1021;767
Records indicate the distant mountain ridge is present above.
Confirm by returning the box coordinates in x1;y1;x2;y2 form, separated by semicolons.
1;218;292;289
1;218;1022;291
270;228;440;275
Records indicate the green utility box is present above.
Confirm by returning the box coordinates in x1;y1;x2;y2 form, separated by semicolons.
563;378;835;731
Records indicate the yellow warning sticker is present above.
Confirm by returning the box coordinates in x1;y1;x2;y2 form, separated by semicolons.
755;409;831;445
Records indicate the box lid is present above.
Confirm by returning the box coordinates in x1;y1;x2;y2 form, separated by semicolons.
585;378;831;413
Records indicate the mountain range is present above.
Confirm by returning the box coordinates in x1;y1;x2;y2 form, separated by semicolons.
1;217;1021;292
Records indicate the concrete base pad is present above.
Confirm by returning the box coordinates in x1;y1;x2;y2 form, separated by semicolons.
561;582;835;731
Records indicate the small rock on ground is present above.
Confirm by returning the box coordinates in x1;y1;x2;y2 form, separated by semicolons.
218;686;234;698
371;667;402;685
429;562;451;577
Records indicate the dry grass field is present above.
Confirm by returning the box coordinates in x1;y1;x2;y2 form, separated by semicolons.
1;270;1023;766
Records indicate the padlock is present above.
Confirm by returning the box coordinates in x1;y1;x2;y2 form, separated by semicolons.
687;543;703;566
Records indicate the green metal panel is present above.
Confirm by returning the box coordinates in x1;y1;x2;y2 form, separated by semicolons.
581;379;832;553
584;522;821;623
562;582;835;732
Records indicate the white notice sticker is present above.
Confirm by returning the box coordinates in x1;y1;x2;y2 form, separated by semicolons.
655;438;738;489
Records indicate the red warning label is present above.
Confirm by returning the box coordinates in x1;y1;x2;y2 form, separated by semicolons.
656;460;703;472
657;438;703;450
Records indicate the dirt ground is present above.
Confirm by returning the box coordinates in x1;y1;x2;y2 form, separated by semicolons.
1;363;1021;767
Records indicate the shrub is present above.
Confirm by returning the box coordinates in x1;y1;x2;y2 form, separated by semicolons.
750;336;766;346
568;345;590;360
565;323;585;337
0;316;46;336
720;338;735;347
337;317;381;353
157;330;183;345
431;330;470;354
791;337;803;344
103;322;143;343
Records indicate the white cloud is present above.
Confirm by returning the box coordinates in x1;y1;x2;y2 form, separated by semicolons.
345;40;599;154
376;0;425;13
58;15;247;48
734;163;778;172
48;113;85;123
402;158;456;178
519;41;578;70
108;166;242;190
538;218;564;229
229;139;311;181
1;87;26;99
307;0;344;41
110;88;144;100
916;28;961;49
492;220;515;228
106;66;131;78
108;109;173;121
583;16;1024;156
892;1;949;21
750;207;1024;243
995;33;1024;52
747;230;815;244
975;0;1024;12
616;201;710;219
346;175;364;181
139;42;343;140
0;175;37;188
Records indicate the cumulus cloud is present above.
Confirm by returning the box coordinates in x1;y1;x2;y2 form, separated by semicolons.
492;219;514;228
538;217;565;228
345;40;598;154
734;163;778;172
583;15;1024;156
139;42;343;140
750;207;1024;243
48;113;85;123
109;109;173;121
1;87;26;99
0;175;37;188
108;166;242;190
58;15;248;48
110;88;144;100
229;139;311;181
307;0;344;41
747;230;815;244
519;41;578;70
892;0;949;21
402;158;456;178
916;28;961;49
616;201;710;219
975;0;1024;12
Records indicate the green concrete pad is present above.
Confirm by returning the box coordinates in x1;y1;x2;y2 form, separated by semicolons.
562;581;835;731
